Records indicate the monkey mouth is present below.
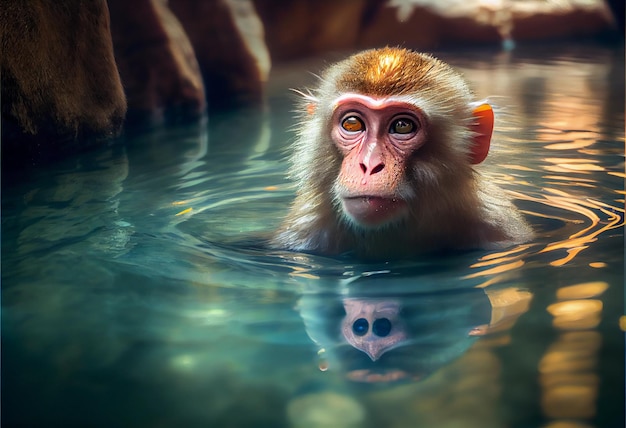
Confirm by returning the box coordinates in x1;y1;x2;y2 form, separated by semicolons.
342;196;408;227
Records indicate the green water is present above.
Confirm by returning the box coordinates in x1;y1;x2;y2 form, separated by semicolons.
2;42;624;428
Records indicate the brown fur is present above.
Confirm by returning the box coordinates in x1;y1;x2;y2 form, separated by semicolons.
271;48;532;259
334;47;460;97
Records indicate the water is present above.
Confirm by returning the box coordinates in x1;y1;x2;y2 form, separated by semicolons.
2;42;624;428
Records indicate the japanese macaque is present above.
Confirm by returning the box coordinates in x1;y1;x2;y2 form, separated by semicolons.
271;47;532;259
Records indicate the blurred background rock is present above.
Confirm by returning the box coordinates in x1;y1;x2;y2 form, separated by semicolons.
1;0;622;163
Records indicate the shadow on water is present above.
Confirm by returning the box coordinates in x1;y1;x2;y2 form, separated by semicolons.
1;42;624;428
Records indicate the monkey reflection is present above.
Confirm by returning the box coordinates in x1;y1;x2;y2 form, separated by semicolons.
341;298;407;361
299;284;531;383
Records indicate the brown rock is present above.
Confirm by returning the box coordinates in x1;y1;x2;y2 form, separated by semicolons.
511;5;617;42
170;0;270;111
357;3;500;50
255;0;372;61
108;0;205;124
255;1;500;58
0;1;127;152
360;1;618;50
258;1;618;61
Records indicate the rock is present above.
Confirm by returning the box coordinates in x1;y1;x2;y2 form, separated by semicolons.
255;0;371;61
0;1;126;157
3;0;618;163
510;2;617;42
258;0;619;60
108;0;206;124
357;2;499;50
170;0;270;111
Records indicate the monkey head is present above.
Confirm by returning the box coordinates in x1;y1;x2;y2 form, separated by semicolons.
272;47;531;258
316;48;495;229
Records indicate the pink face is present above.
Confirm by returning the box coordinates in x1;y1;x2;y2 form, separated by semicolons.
331;94;427;228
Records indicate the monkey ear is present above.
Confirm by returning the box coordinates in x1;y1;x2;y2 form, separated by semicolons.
470;104;494;164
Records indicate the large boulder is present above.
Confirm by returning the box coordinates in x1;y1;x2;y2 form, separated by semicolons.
1;1;127;158
170;0;270;111
256;0;619;59
1;0;619;164
108;0;206;124
254;0;371;61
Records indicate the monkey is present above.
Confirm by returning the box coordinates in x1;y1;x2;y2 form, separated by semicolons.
271;47;533;259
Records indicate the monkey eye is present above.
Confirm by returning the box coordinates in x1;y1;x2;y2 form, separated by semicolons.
352;318;369;336
372;318;392;337
341;116;365;132
389;118;416;134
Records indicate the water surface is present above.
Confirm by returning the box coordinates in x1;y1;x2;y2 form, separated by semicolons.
2;42;624;428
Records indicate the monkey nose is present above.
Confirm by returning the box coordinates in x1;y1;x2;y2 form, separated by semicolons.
358;142;385;177
359;161;385;176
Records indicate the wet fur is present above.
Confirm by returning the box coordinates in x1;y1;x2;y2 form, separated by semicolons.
271;47;532;259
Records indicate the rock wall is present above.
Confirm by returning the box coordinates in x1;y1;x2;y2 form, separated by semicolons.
1;1;126;158
1;0;620;163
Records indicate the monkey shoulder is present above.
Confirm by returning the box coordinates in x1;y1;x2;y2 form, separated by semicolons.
475;181;534;247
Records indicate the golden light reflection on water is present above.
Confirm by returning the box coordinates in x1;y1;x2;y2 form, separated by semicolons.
466;189;621;275
555;282;609;300
467;166;622;277
289;265;321;280
547;300;603;330
476;244;533;262
465;58;624;275
466;120;621;423
607;172;626;179
543;163;605;173
502;189;623;268
466;245;532;282
539;331;602;420
543;175;597;183
544;140;597;151
464;260;525;279
539;277;609;424
485;287;533;334
463;157;621;426
534;129;623;265
587;262;606;268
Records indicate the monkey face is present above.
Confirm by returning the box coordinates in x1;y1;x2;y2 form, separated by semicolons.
330;94;428;228
270;47;527;258
341;298;408;361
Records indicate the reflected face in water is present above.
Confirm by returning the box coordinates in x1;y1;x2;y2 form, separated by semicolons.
298;277;508;384
341;298;408;361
